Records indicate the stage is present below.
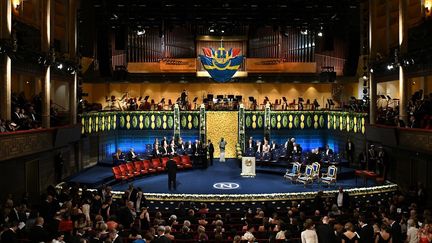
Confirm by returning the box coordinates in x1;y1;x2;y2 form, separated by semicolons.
66;159;398;202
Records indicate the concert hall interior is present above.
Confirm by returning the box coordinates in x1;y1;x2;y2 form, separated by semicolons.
1;0;432;243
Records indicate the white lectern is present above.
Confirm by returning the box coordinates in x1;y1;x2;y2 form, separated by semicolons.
241;157;256;177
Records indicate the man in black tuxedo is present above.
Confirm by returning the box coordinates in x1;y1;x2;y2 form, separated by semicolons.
108;229;123;243
166;155;177;190
383;213;402;243
29;217;50;243
345;138;355;166
324;144;333;156
207;139;214;166
316;216;334;243
152;144;162;158
377;146;388;178
153;225;172;243
335;186;350;211
126;148;138;161
368;144;377;172
12;107;22;125
357;215;374;243
1;221;19;243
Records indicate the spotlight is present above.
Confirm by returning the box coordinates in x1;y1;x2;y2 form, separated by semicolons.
209;27;215;33
137;29;145;36
362;73;368;80
300;29;308;35
220;29;225;33
317;31;323;37
387;64;394;70
370;68;374;73
57;63;63;69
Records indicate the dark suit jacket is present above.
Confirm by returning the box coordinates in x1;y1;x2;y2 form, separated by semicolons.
153;235;172;243
126;151;137;161
390;221;402;243
208;143;214;155
346;142;355;154
152;148;162;157
335;192;350;209
1;229;18;243
316;224;335;243
29;225;50;243
166;159;177;177
12;112;21;124
358;224;374;243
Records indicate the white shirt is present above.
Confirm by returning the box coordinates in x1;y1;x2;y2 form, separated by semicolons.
301;229;318;243
337;193;343;207
406;226;418;243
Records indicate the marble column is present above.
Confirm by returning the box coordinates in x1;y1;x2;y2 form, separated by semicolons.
399;0;408;124
41;0;53;128
68;0;77;125
0;0;12;120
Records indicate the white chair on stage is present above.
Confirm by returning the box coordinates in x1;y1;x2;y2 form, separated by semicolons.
320;165;338;187
284;162;301;183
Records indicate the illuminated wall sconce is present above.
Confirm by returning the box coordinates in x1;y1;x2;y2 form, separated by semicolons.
12;0;22;10
425;0;432;17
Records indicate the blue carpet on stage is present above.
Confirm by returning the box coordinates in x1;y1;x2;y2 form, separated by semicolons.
67;166;115;187
77;159;374;194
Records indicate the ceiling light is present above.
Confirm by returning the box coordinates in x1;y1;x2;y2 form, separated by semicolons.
137;29;146;36
57;63;63;69
300;29;308;35
317;31;323;37
387;64;394;70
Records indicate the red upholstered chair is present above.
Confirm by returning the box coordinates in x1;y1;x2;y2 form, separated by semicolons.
119;164;133;179
112;166;126;181
161;157;169;168
180;155;193;169
126;162;139;177
134;161;148;175
151;158;164;172
143;160;155;173
173;156;184;169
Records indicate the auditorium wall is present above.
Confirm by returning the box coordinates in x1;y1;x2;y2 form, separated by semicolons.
83;82;356;108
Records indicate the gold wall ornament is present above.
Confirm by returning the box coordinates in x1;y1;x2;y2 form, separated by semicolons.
245;159;252;166
206;111;239;158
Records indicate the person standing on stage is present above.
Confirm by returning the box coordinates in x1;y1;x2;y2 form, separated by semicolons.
208;139;214;166
345;138;355;166
166;155;177;190
219;137;227;162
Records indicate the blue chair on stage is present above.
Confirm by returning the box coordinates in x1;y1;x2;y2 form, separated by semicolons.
311;162;321;182
320;165;338;187
297;165;314;187
262;152;271;161
284;162;301;183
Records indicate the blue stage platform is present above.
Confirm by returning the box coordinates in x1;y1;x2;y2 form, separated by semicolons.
67;159;377;195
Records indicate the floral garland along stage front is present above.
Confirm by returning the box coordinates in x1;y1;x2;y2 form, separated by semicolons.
65;183;398;202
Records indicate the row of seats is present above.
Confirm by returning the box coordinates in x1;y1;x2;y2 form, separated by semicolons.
112;155;193;181
284;162;338;187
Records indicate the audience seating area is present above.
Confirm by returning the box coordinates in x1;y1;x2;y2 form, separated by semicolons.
111;155;193;182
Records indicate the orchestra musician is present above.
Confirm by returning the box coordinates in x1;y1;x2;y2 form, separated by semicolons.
181;89;188;110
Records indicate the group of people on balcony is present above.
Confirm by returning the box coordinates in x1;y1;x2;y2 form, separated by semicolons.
377;89;432;129
113;136;219;168
0;92;63;133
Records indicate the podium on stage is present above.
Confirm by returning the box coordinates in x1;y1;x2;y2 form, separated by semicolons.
241;157;256;177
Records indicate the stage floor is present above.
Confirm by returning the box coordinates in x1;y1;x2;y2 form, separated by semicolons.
76;159;378;194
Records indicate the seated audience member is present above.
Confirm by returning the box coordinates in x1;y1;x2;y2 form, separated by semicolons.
12;107;22;125
262;140;271;160
114;149;125;164
270;140;278;151
161;143;169;156
324;144;333;156
168;141;176;155
126;148;139;161
153;144;162;157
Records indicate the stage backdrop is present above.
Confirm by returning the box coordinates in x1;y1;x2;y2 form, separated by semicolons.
206;111;238;158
